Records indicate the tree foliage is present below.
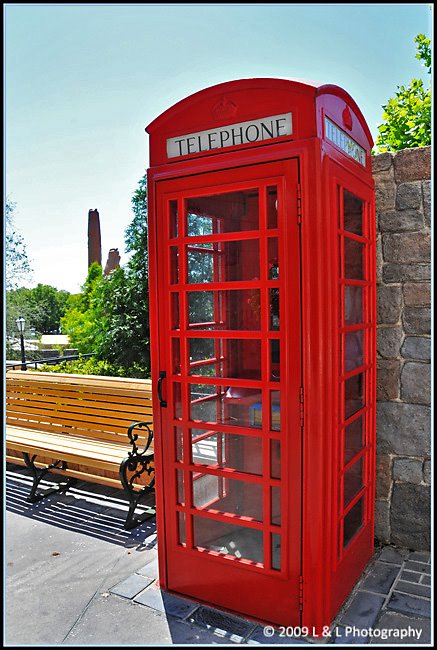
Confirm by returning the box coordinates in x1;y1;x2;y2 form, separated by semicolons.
6;283;70;359
376;34;431;152
5;199;32;290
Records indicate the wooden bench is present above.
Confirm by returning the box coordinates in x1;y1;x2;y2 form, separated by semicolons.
6;371;155;529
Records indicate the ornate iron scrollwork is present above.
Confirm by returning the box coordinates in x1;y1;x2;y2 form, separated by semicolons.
119;421;155;530
22;453;76;503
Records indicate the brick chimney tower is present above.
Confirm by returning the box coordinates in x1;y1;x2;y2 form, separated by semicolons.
88;209;102;268
104;248;121;276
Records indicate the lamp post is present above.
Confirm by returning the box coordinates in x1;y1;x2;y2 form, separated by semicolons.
16;316;26;371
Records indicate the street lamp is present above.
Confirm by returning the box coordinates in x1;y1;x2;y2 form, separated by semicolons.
16;316;26;371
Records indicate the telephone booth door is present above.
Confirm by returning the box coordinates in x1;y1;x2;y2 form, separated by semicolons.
154;159;302;625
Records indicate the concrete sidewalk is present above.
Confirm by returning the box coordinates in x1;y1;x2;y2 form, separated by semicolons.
5;465;432;646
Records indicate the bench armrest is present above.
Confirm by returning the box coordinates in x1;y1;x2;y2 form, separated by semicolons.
127;421;153;457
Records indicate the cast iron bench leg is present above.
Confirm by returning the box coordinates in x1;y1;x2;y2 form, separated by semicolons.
120;421;155;530
22;453;77;503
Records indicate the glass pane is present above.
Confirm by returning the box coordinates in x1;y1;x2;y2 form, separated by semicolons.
344;237;364;280
174;383;182;419
187;239;260;284
343;190;363;236
192;473;223;509
177;511;186;545
175;427;183;462
189;338;215;363
270;288;280;330
271;533;281;570
172;338;181;374
344;458;363;507
271;392;281;431
191;429;263;475
189;338;261;380
271;440;281;479
343;498;364;548
171;293;180;329
186;189;259;235
344;330;364;372
170;200;178;239
193;517;263;564
271;486;281;525
344;374;365;420
176;469;184;505
268;239;279;278
267;187;278;229
270;340;280;381
344;285;363;325
192;473;263;521
187;249;214;283
190;384;263;429
170;247;179;284
344;416;364;464
188;289;261;330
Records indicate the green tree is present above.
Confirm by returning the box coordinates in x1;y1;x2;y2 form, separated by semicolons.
5;199;32;290
60;263;103;353
376;34;431;152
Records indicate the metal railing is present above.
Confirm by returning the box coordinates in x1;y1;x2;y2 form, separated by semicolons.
6;353;95;371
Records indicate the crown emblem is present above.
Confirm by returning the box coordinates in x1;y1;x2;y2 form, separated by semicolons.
342;106;353;131
212;96;238;121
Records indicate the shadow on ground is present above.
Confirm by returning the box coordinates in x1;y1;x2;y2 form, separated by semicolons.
5;464;157;551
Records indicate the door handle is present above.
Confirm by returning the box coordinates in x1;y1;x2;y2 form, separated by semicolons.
157;371;167;407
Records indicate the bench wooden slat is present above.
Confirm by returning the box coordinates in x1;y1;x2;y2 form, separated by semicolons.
6;390;152;414
6;455;151;490
6;426;147;456
7;370;152;390
6;401;152;426
6;386;152;408
5;418;153;448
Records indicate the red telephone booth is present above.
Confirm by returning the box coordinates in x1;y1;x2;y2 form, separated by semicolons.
146;78;376;632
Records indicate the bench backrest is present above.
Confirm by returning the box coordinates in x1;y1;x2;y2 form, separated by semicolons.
6;371;153;447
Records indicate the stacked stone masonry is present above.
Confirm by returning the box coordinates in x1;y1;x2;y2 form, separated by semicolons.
372;146;431;551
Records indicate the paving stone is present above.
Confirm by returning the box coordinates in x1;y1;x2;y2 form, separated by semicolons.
339;591;385;628
388;592;431;618
136;554;159;579
404;561;431;575
408;551;430;563
134;584;199;619
395;581;431;599
400;570;421;584
420;574;430;586
360;562;400;594
370;611;431;644
333;626;370;644
378;546;406;565
109;573;154;599
188;605;257;643
247;625;310;644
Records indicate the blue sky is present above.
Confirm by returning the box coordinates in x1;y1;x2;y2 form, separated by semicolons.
5;3;432;293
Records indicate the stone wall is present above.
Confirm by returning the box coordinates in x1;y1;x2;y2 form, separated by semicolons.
372;146;431;550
